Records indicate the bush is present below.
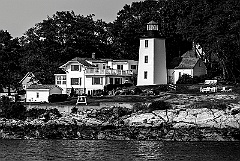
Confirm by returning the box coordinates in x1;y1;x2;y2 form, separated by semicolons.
48;94;68;103
176;74;193;84
104;83;134;94
25;108;62;120
112;106;132;117
148;100;171;112
132;103;148;113
48;108;62;118
0;96;26;120
71;106;78;114
25;108;47;119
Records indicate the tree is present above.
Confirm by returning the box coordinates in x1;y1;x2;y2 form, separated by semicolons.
0;30;22;95
111;0;191;61
176;0;240;82
19;11;114;84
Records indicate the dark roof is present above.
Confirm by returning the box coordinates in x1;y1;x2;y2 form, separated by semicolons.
168;50;200;69
175;58;199;69
70;57;93;67
27;84;62;90
181;50;198;58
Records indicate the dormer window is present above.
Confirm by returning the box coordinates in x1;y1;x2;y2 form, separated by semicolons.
71;65;80;71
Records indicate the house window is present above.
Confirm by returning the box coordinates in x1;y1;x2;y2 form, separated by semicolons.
117;65;123;70
56;75;66;85
56;76;61;85
131;65;137;70
71;65;80;71
144;71;147;79
62;75;66;84
71;78;81;85
145;40;148;47
145;56;148;63
92;77;103;85
36;92;39;98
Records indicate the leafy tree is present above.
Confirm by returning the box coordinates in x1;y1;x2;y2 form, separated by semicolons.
0;96;26;120
111;0;191;61
177;0;240;82
0;30;22;94
19;11;114;84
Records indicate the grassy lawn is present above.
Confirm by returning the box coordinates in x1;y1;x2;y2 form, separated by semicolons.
25;84;240;107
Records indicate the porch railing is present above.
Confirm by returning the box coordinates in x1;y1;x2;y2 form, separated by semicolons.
85;69;133;76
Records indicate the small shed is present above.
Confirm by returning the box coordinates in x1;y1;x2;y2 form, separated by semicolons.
26;84;62;102
168;50;207;84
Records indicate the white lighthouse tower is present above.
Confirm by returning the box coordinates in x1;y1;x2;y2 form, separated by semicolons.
137;21;167;86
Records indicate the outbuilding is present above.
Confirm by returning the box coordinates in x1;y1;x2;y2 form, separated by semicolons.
26;84;62;102
168;50;207;84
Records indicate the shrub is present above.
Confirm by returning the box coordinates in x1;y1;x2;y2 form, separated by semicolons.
104;83;134;95
48;108;62;118
176;74;193;84
148;100;171;112
71;106;78;114
0;96;26;120
132;103;148;113
112;106;132;117
48;94;68;103
25;108;62;119
25;108;47;119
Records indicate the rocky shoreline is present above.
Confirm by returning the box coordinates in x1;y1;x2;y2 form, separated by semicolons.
1;105;240;141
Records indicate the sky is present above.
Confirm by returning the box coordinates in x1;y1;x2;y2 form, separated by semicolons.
0;0;142;38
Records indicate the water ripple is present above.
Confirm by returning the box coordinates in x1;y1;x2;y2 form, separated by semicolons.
0;140;240;161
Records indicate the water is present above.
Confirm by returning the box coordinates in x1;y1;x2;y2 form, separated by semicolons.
0;140;240;161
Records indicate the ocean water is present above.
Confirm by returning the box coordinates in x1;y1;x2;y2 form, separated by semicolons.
0;140;240;161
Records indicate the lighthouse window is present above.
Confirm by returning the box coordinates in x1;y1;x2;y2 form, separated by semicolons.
144;56;148;63
144;71;148;79
145;40;148;47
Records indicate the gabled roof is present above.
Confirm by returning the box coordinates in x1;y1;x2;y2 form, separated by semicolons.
181;50;198;58
175;58;199;69
19;72;36;83
27;84;62;90
169;50;201;69
59;57;93;68
71;57;93;67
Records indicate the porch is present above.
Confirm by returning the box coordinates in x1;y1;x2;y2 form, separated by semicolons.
85;69;133;76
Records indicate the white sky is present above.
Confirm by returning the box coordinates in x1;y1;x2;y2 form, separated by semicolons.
0;0;142;38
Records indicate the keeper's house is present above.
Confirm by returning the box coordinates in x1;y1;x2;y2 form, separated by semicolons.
54;56;138;95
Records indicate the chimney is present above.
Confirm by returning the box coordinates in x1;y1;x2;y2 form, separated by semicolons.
192;41;197;57
92;53;96;59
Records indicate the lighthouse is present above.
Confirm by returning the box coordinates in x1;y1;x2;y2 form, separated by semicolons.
137;21;167;86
